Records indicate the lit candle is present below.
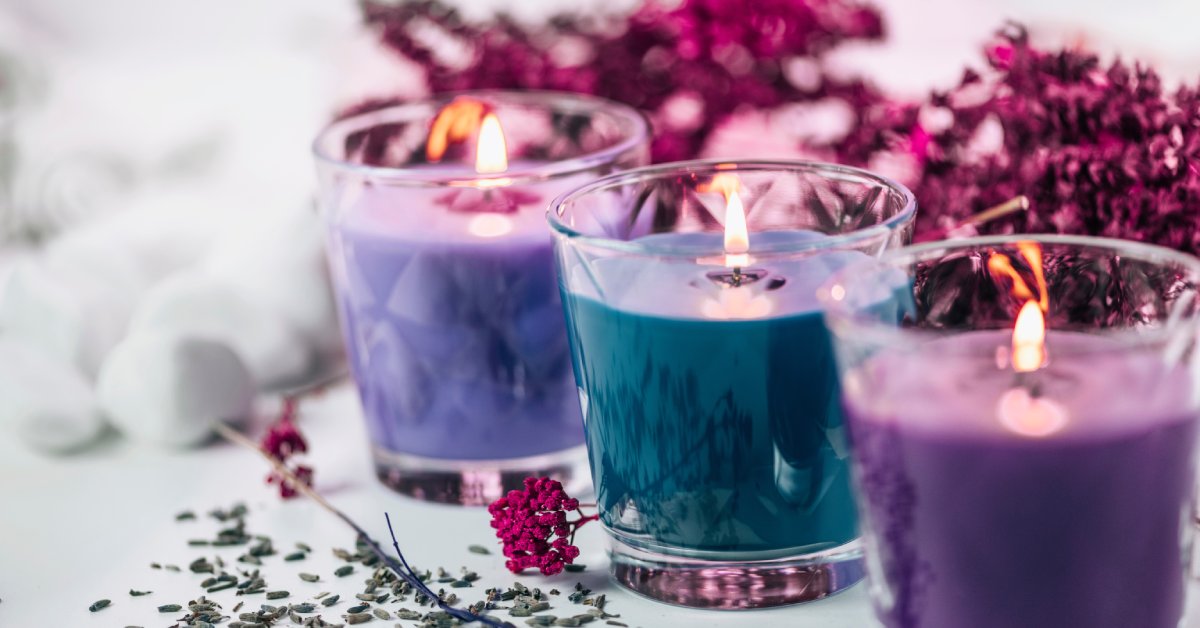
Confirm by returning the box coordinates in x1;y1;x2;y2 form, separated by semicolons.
829;238;1200;628
551;160;916;608
314;92;649;503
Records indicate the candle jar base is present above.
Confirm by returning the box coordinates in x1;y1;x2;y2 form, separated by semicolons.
607;534;865;609
372;445;590;506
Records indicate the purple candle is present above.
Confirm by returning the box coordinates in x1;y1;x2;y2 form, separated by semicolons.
821;236;1200;628
313;92;649;504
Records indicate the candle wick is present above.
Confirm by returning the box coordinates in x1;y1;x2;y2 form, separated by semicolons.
1013;371;1043;398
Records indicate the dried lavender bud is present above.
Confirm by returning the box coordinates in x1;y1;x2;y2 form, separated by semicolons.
299;573;320;582
321;594;339;607
372;608;390;620
564;565;586;573
176;511;197;521
284;551;307;562
395;608;422;620
347;604;369;613
158;604;183;612
266;591;289;600
292;603;316;613
468;545;491;555
335;566;354;577
344;612;371;624
89;599;111;612
128;589;152;596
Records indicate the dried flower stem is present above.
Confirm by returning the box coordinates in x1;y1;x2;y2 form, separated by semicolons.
963;195;1030;227
214;423;512;628
916;195;1030;242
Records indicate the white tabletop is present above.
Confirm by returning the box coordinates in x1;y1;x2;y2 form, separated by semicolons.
0;384;884;627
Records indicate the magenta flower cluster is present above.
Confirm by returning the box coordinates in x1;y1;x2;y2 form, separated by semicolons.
364;0;884;162
488;477;597;576
261;398;315;499
842;24;1200;251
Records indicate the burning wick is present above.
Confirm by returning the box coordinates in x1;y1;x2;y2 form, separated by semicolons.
995;287;1066;436
475;113;508;175
697;173;773;317
1011;300;1046;373
724;187;750;271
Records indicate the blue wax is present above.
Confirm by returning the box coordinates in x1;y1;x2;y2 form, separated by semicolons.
559;230;861;555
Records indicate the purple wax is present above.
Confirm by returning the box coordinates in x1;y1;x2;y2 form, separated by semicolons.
327;175;589;460
844;331;1199;628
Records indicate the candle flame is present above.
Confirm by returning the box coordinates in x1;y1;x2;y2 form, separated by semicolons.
1012;300;1046;373
699;173;750;267
475;113;509;174
426;98;488;163
987;242;1048;312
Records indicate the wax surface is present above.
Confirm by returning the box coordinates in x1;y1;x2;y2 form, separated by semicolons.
328;177;587;460
561;233;865;555
843;331;1199;628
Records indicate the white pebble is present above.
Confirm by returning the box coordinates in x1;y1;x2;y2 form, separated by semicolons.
202;204;341;360
97;330;254;447
0;335;105;453
0;235;148;378
129;272;312;387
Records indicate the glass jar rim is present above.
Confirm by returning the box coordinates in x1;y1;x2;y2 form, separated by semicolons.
311;90;650;187
546;159;917;258
819;233;1200;350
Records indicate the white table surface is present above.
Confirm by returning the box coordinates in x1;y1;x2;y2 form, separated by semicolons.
0;384;889;628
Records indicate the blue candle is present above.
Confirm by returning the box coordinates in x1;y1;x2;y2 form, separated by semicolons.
560;230;864;554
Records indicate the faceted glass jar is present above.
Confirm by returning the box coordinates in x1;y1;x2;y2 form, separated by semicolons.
548;160;915;608
820;235;1200;628
313;91;650;505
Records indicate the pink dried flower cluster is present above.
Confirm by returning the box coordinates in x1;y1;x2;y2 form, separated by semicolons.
261;398;314;499
842;24;1200;252
488;477;598;576
363;0;885;162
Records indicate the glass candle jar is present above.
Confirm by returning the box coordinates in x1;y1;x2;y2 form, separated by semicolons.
820;235;1200;628
548;160;915;608
313;91;649;505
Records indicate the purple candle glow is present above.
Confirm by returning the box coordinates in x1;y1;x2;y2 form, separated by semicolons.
314;92;649;503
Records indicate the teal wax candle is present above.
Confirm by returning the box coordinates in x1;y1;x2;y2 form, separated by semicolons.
560;231;863;555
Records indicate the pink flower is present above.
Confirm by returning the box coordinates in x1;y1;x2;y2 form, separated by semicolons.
487;477;597;576
260;398;315;499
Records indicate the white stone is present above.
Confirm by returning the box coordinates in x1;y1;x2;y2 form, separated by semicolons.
97;330;254;447
129;272;312;387
0;233;151;378
0;336;106;453
201;204;341;360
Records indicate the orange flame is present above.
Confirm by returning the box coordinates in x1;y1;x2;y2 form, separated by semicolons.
987;242;1048;312
425;98;489;163
699;173;749;267
989;242;1049;372
474;113;508;174
1012;300;1046;372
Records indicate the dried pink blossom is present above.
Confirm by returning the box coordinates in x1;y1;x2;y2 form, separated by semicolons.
843;23;1200;252
261;398;315;499
488;477;597;576
362;0;886;162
